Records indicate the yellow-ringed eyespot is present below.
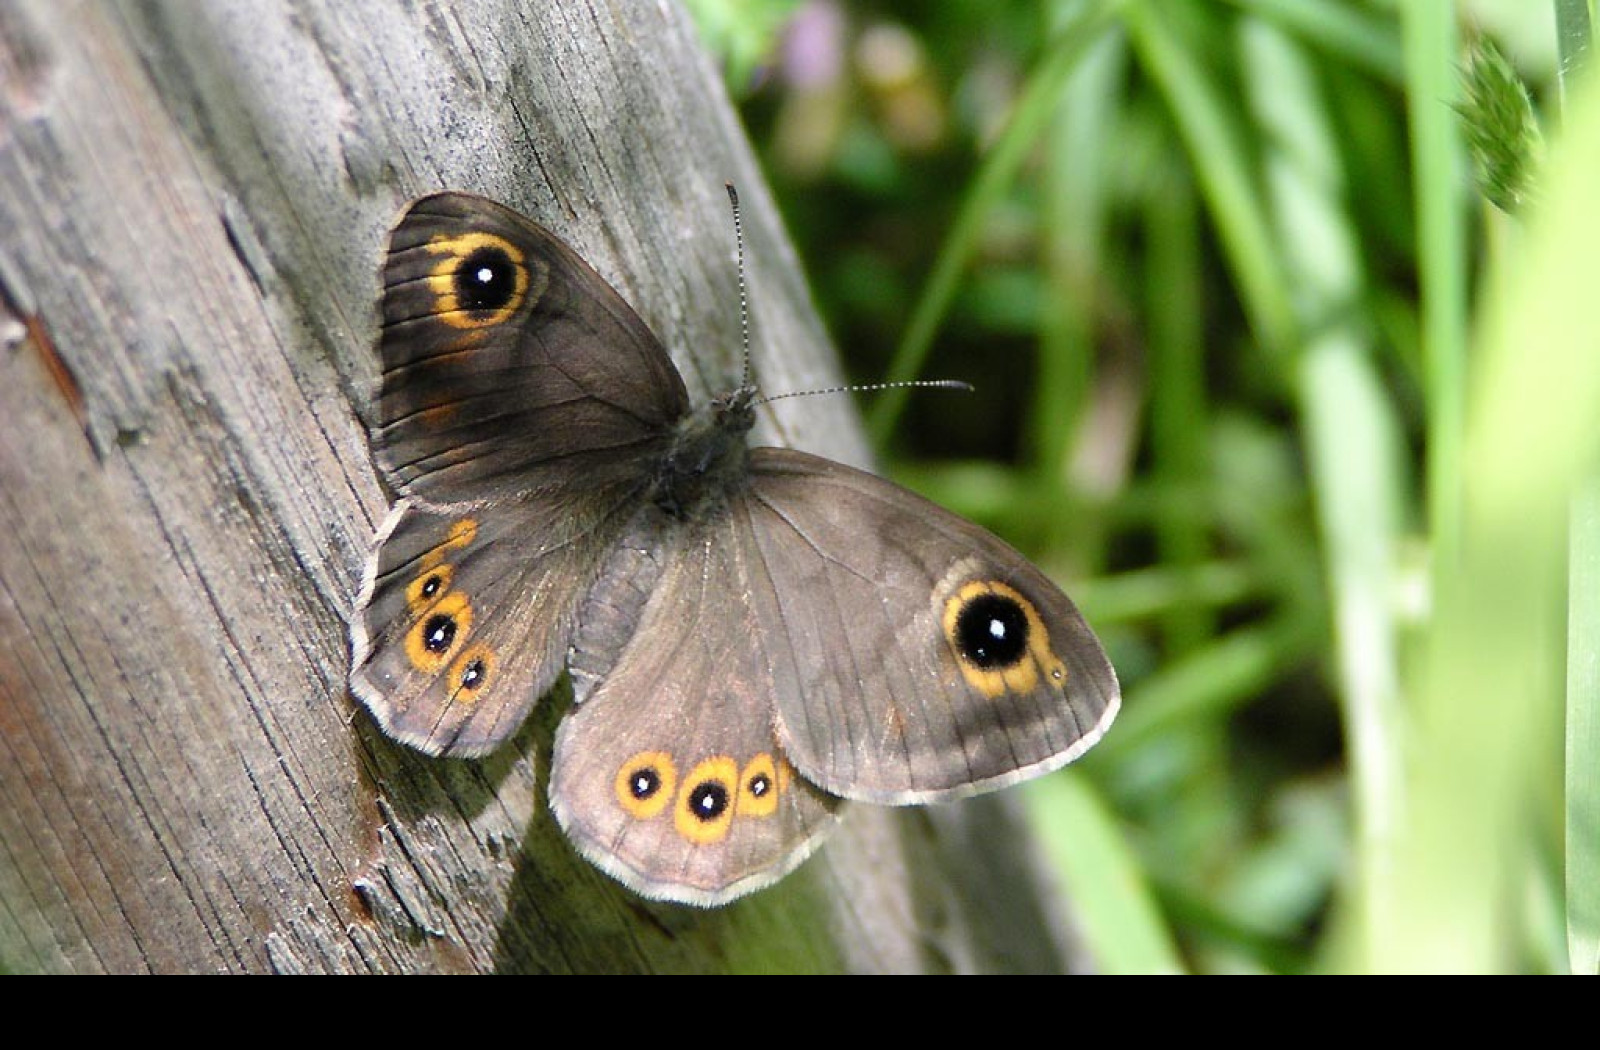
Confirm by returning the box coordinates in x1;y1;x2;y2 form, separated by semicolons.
403;590;472;673
942;580;1066;698
737;753;783;817
423;232;536;329
448;644;495;703
406;564;453;613
615;751;677;820
675;757;739;844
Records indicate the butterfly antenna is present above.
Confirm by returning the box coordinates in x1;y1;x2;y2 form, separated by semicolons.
757;379;975;406
723;183;973;409
725;182;753;391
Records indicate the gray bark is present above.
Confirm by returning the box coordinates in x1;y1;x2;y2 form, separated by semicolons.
0;0;1090;973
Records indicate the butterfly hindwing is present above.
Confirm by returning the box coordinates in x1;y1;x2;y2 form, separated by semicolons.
351;488;645;757
550;507;842;906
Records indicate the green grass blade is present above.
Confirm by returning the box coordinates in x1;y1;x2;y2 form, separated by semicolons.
1125;1;1298;365
1402;0;1469;573
1555;0;1593;101
1033;28;1125;485
1568;476;1600;974
1025;772;1183;973
1092;615;1319;759
1385;56;1600;975
867;3;1119;444
1224;0;1404;82
1240;15;1409;973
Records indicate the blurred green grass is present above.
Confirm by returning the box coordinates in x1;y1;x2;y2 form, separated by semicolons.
690;0;1596;973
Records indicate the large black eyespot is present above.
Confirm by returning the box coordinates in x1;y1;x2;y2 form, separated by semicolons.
422;613;457;653
955;592;1029;669
455;246;517;312
687;780;731;823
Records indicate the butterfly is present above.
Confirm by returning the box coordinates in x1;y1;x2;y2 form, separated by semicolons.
349;191;1120;906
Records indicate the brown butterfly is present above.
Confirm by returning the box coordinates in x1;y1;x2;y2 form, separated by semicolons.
349;192;1120;906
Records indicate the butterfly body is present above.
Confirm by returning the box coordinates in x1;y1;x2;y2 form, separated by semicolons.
652;386;758;519
351;192;1119;906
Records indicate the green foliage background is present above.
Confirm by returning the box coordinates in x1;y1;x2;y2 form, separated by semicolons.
689;0;1600;974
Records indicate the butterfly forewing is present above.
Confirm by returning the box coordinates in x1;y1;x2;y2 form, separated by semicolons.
374;192;689;503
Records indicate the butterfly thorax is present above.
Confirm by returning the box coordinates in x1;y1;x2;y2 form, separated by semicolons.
653;384;758;520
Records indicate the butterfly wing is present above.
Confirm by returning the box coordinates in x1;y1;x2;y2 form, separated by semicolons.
546;446;1116;902
374;192;689;503
549;508;843;906
742;448;1120;804
351;193;688;756
350;490;642;756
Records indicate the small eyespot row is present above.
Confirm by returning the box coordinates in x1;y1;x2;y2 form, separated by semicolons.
396;518;495;700
614;750;789;844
